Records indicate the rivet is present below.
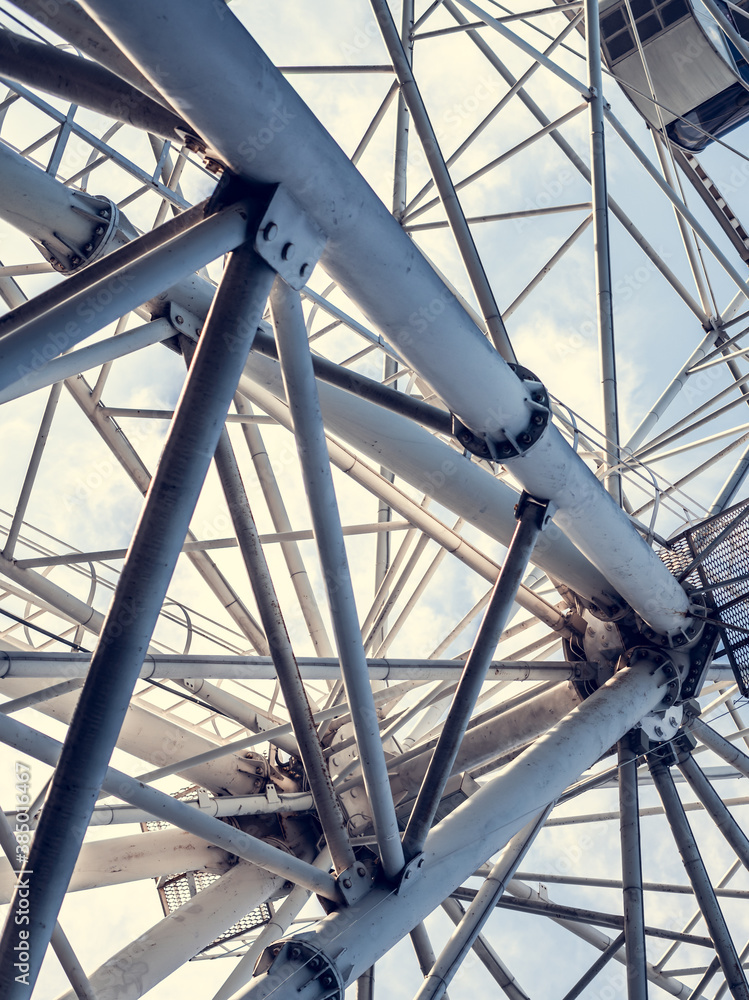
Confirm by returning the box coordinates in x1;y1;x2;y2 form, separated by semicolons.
263;222;278;242
282;242;295;261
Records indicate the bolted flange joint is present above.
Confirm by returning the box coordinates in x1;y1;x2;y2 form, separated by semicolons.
451;363;550;462
254;939;344;1000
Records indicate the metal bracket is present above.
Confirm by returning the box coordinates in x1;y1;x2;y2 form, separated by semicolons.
451;364;550;462
396;853;424;894
37;193;120;273
253;185;327;290
335;861;373;905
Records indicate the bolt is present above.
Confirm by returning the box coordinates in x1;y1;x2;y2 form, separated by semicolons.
356;865;366;876
95;225;105;235
519;432;532;444
255;766;263;774
321;974;334;988
84;243;93;253
342;878;352;888
309;957;322;971
404;870;411;879
654;725;664;737
299;262;309;279
70;257;80;267
175;315;184;325
533;391;545;402
263;222;278;242
668;716;678;727
531;413;544;425
100;208;110;219
282;242;295;261
289;946;301;961
417;858;424;867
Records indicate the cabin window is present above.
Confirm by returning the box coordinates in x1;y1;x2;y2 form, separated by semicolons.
601;0;691;62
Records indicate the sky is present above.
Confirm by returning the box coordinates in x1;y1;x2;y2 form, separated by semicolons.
1;0;749;997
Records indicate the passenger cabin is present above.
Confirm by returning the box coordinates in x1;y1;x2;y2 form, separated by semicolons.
599;0;749;149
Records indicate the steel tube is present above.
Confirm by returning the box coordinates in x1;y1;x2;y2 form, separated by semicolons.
81;0;692;636
649;755;749;999
402;496;547;859
561;932;626;1000
210;423;355;875
0;650;590;680
2;381;62;556
617;739;648;999
235;658;671;997
584;0;620;501
370;0;514;361
0;317;175;404
211;882;313;1000
441;898;530;1000
57;862;284;1000
0;193;250;391
241;351;618;616
232;392;334;656
0;240;276;996
414;811;547;1000
0;710;338;898
0;28;191;140
677;751;749;870
269;280;404;880
687;716;749;780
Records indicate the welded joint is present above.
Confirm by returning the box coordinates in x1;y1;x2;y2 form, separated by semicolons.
451;364;549;462
39;194;121;273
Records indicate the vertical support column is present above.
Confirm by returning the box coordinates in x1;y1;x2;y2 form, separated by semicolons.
617;736;648;999
649;751;749;999
269;280;405;881
402;494;548;860
375;0;413;636
0;236;275;998
584;0;620;503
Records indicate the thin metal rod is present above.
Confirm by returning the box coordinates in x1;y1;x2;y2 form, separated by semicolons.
401;496;547;859
677;750;749;870
369;0;515;362
453;0;589;93
414;810;548;1000
0;649;589;681
209;419;355;875
442;0;706;324
618;738;647;999
441;898;530;999
0;240;277;997
2;381;62;557
649;754;749;998
233;392;334;656
561;932;626;1000
584;0;620;503
269;280;404;880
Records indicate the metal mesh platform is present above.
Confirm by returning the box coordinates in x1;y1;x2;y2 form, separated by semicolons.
659;499;749;696
143;786;273;952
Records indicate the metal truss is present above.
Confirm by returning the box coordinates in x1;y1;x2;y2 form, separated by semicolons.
0;1;749;998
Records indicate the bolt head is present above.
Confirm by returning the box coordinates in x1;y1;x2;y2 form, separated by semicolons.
263;222;278;242
282;242;295;261
175;315;184;325
342;877;352;888
299;262;309;279
356;865;366;876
